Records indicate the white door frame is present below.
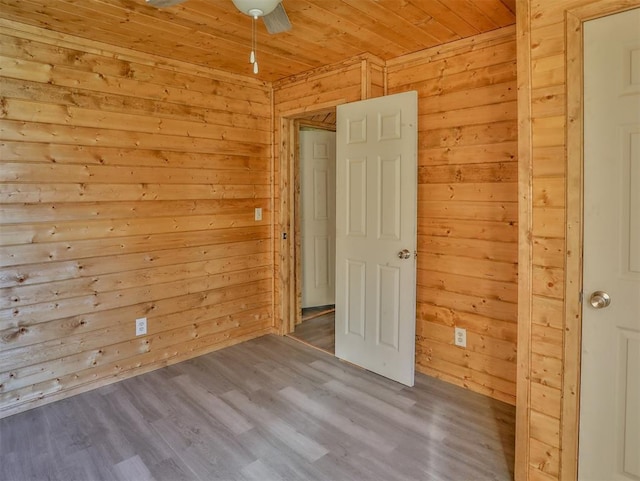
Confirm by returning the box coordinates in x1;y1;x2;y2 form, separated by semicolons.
563;2;640;479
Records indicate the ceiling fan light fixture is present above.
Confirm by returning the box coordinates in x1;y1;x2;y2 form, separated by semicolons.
231;0;281;17
231;0;286;75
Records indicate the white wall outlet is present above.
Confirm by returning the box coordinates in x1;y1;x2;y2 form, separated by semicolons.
454;327;467;348
135;317;147;336
254;207;262;221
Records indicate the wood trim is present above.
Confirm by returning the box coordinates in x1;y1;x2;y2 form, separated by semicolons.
277;100;349;120
515;0;533;479
562;4;640;480
286;118;298;334
383;64;388;96
278;116;293;334
562;12;584;481
270;87;277;333
294;120;303;328
361;60;370;100
567;0;640;21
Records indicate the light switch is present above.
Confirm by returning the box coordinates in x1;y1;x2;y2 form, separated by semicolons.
254;208;262;221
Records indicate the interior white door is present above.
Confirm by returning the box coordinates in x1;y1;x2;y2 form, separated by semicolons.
335;91;418;387
580;8;640;481
300;129;336;308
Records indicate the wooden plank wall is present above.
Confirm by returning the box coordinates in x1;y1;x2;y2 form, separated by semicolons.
516;0;568;477
0;20;273;418
387;26;519;405
274;57;383;124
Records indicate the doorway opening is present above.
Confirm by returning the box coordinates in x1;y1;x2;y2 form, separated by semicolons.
281;109;337;355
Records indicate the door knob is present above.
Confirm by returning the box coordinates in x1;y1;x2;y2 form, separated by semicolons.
398;249;411;260
589;290;611;309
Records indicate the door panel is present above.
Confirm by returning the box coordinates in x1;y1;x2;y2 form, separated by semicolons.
378;157;401;240
300;130;336;308
377;264;400;349
580;8;640;480
347;158;367;236
313;236;329;289
335;91;418;387
346;260;366;338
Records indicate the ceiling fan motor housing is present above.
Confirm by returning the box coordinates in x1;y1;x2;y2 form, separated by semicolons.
231;0;282;17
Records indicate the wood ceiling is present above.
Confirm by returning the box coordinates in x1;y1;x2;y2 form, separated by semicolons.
0;0;516;82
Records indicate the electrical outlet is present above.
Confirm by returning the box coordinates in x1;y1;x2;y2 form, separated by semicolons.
454;327;467;348
135;317;147;336
254;207;262;221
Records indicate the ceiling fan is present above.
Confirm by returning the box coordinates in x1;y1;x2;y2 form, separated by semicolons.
145;0;292;73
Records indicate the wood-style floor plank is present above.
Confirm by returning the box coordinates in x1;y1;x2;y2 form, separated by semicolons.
0;335;515;481
291;310;335;353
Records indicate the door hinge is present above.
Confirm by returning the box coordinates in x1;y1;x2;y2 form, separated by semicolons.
579;289;583;303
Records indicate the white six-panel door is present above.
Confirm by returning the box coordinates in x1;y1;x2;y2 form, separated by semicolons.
300;130;336;308
335;91;417;387
580;8;640;480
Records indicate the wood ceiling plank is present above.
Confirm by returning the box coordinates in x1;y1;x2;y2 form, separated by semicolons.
499;0;517;14
282;1;407;59
159;0;359;67
4;0;213;59
1;0;308;79
35;0;311;75
0;0;517;81
59;0;315;74
342;0;447;46
286;1;407;56
409;0;481;38
154;0;399;76
137;0;343;68
446;0;501;31
0;0;144;48
415;17;460;45
330;0;440;50
471;0;516;28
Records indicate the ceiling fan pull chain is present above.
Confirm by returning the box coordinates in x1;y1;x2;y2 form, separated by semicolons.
252;14;259;74
248;14;259;74
250;15;256;64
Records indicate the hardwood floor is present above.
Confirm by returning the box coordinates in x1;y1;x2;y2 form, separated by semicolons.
290;309;335;354
0;335;515;481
